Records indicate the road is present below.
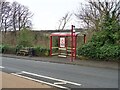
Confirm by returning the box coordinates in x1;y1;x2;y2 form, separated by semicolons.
1;57;118;89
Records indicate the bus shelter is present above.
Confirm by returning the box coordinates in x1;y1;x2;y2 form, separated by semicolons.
50;32;80;60
50;25;86;61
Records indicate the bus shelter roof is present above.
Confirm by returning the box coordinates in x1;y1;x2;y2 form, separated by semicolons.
50;32;80;37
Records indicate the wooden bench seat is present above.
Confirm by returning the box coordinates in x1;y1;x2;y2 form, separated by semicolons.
17;49;29;56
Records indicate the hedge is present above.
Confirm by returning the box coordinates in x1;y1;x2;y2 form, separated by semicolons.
77;43;120;61
0;44;50;57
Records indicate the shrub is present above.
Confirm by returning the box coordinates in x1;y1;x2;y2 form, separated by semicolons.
34;46;50;56
16;45;23;51
0;44;4;53
5;46;16;54
77;11;120;61
0;44;9;54
0;44;16;54
77;42;120;61
17;28;34;47
1;44;50;57
99;44;120;60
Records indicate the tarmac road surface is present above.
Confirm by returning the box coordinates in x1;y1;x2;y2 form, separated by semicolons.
1;57;118;89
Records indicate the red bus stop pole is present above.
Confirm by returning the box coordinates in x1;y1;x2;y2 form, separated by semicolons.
71;25;75;62
74;35;77;59
50;36;52;56
84;34;86;44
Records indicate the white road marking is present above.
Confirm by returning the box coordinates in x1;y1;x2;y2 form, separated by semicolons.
12;73;69;90
21;71;82;86
11;71;82;89
54;82;67;85
0;66;4;68
11;72;23;75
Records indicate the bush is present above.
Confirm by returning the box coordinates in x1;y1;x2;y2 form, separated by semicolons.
0;44;4;53
16;45;23;51
6;46;16;54
0;44;50;57
77;43;120;61
34;46;50;56
17;28;34;47
77;12;120;61
99;44;120;60
0;44;9;54
0;44;16;54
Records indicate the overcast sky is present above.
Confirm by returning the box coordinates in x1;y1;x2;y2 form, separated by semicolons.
8;0;86;30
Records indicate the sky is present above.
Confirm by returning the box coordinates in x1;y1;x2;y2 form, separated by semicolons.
8;0;86;30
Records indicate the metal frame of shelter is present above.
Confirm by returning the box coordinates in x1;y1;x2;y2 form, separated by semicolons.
50;25;86;61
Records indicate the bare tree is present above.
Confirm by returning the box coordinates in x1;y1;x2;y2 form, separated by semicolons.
75;0;120;31
0;1;12;32
17;3;33;31
0;1;33;33
0;0;5;31
58;12;72;30
0;0;3;31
